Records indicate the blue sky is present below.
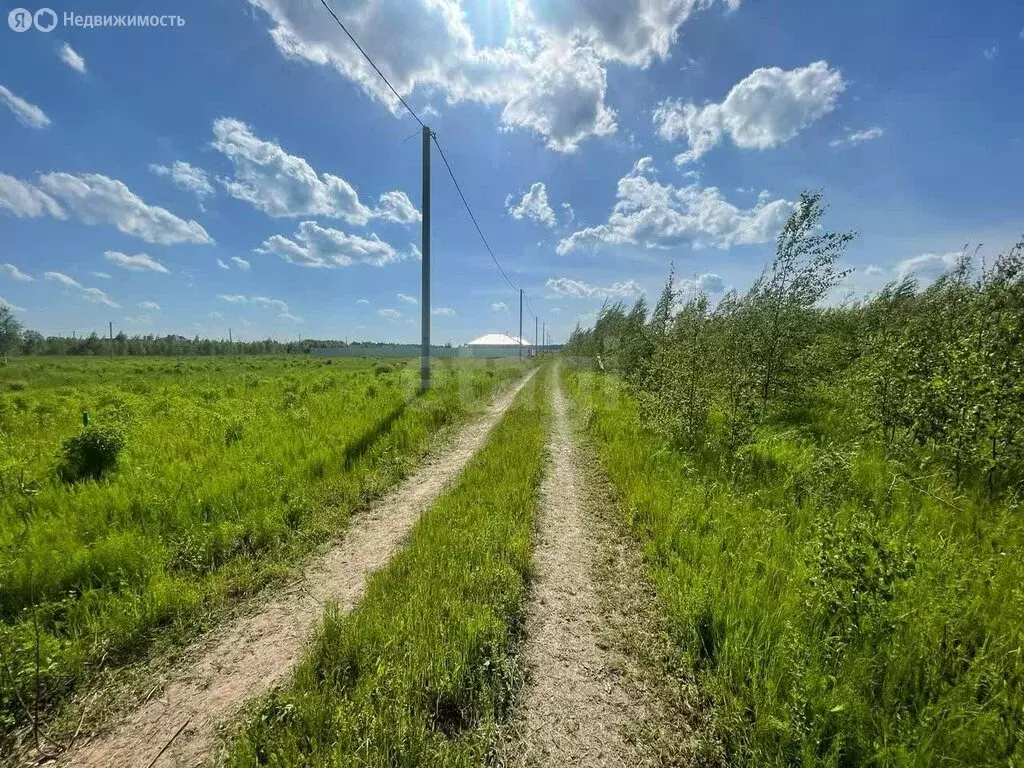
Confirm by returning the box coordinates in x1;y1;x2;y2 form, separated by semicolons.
1;0;1022;344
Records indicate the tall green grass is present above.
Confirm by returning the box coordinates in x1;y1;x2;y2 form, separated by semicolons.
0;356;523;746
565;369;1024;767
228;366;549;767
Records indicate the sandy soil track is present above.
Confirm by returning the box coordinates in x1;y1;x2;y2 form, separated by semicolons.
61;370;536;768
510;371;648;767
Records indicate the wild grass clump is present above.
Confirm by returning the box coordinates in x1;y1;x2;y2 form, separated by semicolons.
56;425;125;483
228;369;548;766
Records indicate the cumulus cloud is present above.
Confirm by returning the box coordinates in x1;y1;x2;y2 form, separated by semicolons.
865;265;884;276
217;258;230;270
507;182;556;227
1;263;33;282
830;126;884;148
557;157;791;254
896;252;961;281
58;43;86;73
251;296;289;312
280;312;305;323
545;277;644;299
14;172;214;244
104;251;171;274
0;174;66;219
247;0;644;152
231;256;251;270
211;118;417;224
139;301;161;311
356;298;370;305
44;271;82;289
91;271;111;279
150;161;215;201
678;272;725;294
653;61;845;164
397;292;418;304
492;301;508;311
521;0;739;67
432;307;456;316
258;221;413;268
218;293;248;303
378;308;402;321
0;85;51;129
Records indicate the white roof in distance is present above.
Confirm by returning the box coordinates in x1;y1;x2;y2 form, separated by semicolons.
466;333;530;346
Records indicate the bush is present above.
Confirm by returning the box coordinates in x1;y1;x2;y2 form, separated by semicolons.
57;425;126;483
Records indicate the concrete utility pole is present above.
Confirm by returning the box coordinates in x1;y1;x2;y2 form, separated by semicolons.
109;321;114;357
519;289;523;360
421;124;432;391
535;316;538;353
542;321;545;351
229;328;232;344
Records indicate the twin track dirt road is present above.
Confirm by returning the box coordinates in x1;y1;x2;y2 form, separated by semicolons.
58;366;689;767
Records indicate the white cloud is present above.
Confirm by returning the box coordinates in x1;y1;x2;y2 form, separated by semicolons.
561;201;576;224
124;315;153;325
104;251;171;274
90;271;111;279
252;296;289;312
356;298;370;305
375;190;421;224
0;85;51;129
1;263;33;282
432;307;456;316
217;258;230;270
209;311;224;319
896;252;960;281
44;271;82;289
521;0;738;67
22;172;214;244
983;46;998;60
230;256;251;270
654;61;845;164
0;174;66;219
545;277;644;299
507;182;556;227
150;161;215;201
0;297;26;313
551;307;562;313
248;0;631;152
397;292;418;304
378;308;402;321
830;126;884;148
58;43;86;73
865;265;884;276
211;118;417;224
139;301;161;311
258;221;413;268
279;312;304;323
218;293;248;303
678;272;725;294
82;287;119;308
492;301;508;311
558;157;791;253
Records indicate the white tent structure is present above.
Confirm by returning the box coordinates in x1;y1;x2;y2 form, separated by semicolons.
466;333;529;346
462;332;532;357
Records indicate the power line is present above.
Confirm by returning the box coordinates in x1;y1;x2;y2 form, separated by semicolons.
432;134;522;296
316;0;424;128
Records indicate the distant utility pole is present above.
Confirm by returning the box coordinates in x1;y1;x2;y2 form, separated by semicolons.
421;124;432;391
535;316;538;352
109;321;114;357
519;289;523;360
542;322;545;351
228;328;232;344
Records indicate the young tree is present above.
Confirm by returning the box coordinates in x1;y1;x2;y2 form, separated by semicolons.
0;305;23;362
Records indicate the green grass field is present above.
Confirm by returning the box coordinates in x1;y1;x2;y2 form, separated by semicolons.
565;368;1024;767
228;366;548;767
0;355;524;747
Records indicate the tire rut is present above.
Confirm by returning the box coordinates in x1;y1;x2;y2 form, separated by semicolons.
509;369;646;767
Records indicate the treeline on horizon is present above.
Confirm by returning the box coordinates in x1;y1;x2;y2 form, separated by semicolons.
0;329;448;358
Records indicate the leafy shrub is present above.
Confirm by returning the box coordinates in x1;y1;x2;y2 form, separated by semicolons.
57;425;126;483
373;363;393;375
